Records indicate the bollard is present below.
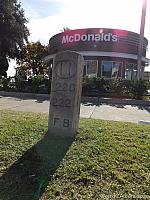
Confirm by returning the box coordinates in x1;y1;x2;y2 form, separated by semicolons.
48;51;84;137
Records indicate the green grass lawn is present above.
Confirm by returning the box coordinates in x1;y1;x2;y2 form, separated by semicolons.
0;111;150;200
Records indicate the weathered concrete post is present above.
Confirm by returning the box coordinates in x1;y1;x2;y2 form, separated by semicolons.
48;51;84;137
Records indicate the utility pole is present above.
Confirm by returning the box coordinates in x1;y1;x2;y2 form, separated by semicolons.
137;0;147;80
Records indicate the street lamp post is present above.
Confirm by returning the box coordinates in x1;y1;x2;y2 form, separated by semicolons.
137;0;147;80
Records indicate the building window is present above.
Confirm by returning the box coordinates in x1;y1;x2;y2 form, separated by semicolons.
144;72;150;82
125;63;137;80
102;61;112;78
102;61;122;78
84;60;98;78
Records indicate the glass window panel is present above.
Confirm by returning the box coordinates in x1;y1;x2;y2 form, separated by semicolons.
85;60;98;77
112;62;122;78
133;64;137;70
125;63;137;80
102;61;122;78
102;61;112;78
112;62;119;78
125;70;132;80
126;63;134;70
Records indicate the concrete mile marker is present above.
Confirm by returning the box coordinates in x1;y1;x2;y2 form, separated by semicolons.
48;51;84;137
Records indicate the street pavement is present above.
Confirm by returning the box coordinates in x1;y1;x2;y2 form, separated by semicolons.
0;96;150;124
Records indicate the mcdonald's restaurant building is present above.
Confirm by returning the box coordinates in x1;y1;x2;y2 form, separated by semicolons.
46;28;150;80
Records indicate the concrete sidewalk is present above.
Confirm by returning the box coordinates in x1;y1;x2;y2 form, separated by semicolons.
0;96;150;123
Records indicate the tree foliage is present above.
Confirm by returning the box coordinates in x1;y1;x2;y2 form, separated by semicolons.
0;0;29;76
0;56;9;77
17;42;49;76
61;27;70;32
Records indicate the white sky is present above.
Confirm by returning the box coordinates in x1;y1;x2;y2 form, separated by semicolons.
8;0;150;76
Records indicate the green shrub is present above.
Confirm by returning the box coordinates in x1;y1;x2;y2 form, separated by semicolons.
128;79;149;100
1;74;148;99
1;77;10;90
15;76;27;92
82;77;110;95
147;81;150;90
94;77;110;92
110;79;131;97
82;77;149;99
27;75;51;93
0;78;3;90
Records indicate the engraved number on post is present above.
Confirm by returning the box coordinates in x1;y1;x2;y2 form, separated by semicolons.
64;99;71;107
55;82;61;90
53;118;70;128
69;83;75;92
51;97;71;107
55;60;76;79
62;82;68;90
54;82;75;92
63;119;69;127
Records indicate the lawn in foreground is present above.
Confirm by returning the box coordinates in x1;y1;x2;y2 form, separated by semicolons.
0;110;150;200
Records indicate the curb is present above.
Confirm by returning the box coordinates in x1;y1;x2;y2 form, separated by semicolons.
138;120;150;124
0;91;50;99
0;91;150;106
98;98;150;106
